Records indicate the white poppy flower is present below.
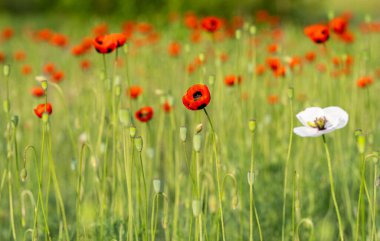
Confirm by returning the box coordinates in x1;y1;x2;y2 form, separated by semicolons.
293;106;348;137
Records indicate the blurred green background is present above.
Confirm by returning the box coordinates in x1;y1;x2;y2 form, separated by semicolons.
0;0;379;19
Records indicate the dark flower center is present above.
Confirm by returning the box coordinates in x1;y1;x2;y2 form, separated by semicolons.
193;91;202;100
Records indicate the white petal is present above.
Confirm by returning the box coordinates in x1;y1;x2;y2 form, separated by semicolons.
293;126;322;137
323;106;348;129
296;107;324;127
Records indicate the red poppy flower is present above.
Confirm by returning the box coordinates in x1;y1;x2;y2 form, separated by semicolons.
162;101;172;113
266;57;281;71
274;66;286;77
51;34;68;47
107;33;127;47
36;29;53;42
267;95;279;105
43;63;55;74
52;71;64;83
305;51;316;62
224;75;242;86
190;30;201;43
220;52;229;63
267;43;279;54
93;35;117;54
201;16;222;33
182;84;211;111
168;41;181;57
80;59;91;71
289;56;302;69
127;86;143;99
0;52;5;63
136;22;153;34
31;86;45;97
329;17;348;35
14;51;26;61
338;31;355;43
135;106;154;122
183;14;197;30
34;103;53;118
92;23;108;37
21;64;32;75
2;27;14;40
356;76;373;88
256;64;266;76
304;24;329;44
71;45;85;56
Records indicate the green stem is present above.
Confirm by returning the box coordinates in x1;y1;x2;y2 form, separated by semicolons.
203;108;225;241
322;135;344;241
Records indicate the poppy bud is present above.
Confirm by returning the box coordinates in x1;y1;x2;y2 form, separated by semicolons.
193;133;202;152
249;25;256;35
153;179;161;193
20;168;27;182
180;126;187;142
11;115;19;127
3;100;10;113
248;119;256;132
42;112;49;123
3;64;10;77
288;87;294;99
247;171;255;185
356;135;365;154
135;136;143;152
129;126;136;138
195;123;203;134
192;199;201;217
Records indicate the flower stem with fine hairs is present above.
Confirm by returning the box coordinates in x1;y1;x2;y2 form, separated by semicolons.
322;134;344;241
203;108;226;241
282;87;294;241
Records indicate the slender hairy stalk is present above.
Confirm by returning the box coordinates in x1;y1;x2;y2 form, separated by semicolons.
203;108;225;241
282;87;294;241
249;119;262;241
322;135;344;241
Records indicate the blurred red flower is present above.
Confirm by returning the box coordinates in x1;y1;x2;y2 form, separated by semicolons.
34;103;53;118
224;75;242;86
128;86;143;99
201;16;222;33
31;86;45;97
168;41;181;57
304;24;329;44
135;106;154;122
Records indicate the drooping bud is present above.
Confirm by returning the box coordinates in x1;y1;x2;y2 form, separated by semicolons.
356;135;366;154
195;123;203;134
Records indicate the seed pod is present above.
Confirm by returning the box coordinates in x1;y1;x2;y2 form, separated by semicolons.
192;200;201;217
248;119;256;132
193;133;201;152
180;126;187;142
195;123;203;134
135;136;143;152
357;135;365;154
3;64;10;77
129;126;136;138
153;179;161;194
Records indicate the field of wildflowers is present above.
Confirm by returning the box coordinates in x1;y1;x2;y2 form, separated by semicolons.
0;10;379;241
